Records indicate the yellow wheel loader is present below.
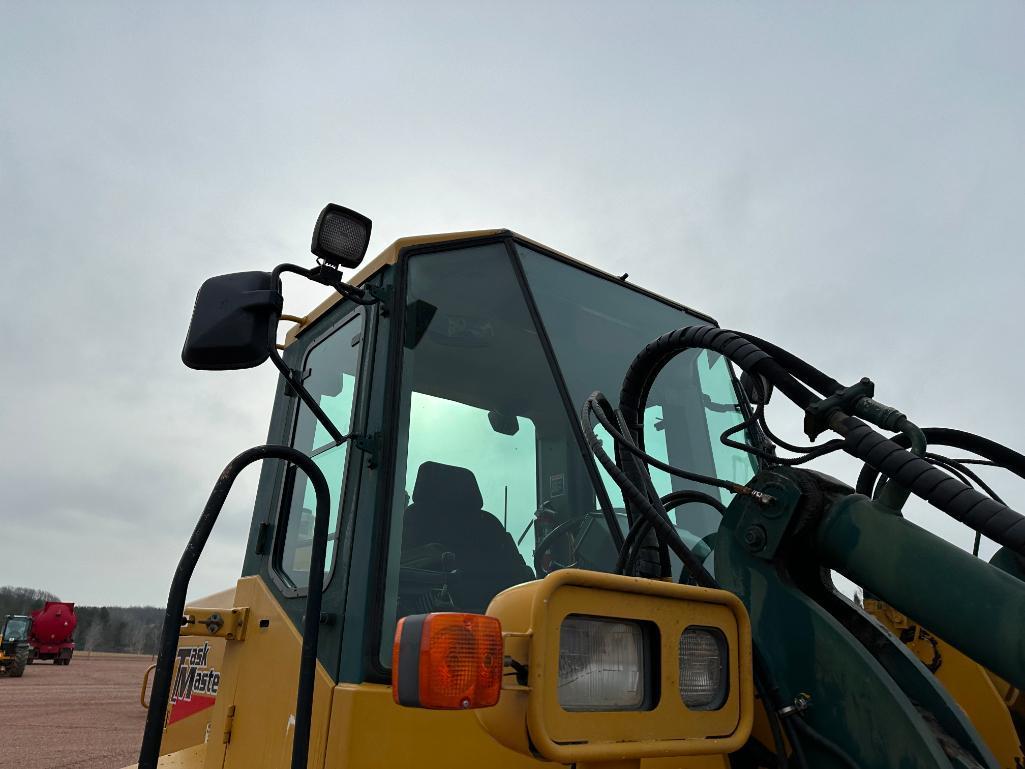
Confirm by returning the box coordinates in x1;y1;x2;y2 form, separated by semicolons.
131;205;1025;769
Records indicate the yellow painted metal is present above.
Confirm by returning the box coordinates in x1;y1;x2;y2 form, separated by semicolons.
864;599;1024;766
181;606;250;641
141;663;157;708
324;683;729;769
129;570;742;769
122;744;206;769
479;569;753;764
198;576;336;769
157;586;233;757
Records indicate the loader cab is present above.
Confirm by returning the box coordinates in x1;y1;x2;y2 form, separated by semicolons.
240;230;756;683
2;615;31;643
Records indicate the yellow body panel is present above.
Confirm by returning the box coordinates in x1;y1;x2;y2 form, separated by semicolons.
124;744;206;769
325;683;729;769
865;600;1024;766
201;576;335;769
157;587;234;756
132;573;741;769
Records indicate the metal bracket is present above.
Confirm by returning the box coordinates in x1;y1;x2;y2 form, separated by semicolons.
365;284;393;315
352;432;382;469
181;606;250;641
733;470;805;561
804;378;875;440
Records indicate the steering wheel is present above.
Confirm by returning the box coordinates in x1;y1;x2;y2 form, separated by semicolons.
532;513;604;577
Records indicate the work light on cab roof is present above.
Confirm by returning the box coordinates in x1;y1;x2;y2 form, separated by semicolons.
310;203;372;268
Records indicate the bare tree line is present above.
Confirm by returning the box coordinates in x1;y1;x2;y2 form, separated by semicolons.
1;585;162;655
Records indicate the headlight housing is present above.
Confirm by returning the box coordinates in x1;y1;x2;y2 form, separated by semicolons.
558;615;650;711
679;626;728;710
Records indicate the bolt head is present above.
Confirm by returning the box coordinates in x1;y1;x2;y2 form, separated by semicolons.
743;525;767;552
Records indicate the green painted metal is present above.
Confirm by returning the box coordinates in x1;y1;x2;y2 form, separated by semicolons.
717;468;997;769
818;493;1025;691
989;546;1025;583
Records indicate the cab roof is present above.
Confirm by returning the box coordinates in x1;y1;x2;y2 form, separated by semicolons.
284;229;712;345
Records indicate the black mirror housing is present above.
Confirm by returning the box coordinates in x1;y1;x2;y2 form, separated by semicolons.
182;271;282;371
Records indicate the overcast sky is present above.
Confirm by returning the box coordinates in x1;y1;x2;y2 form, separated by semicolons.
1;2;1023;606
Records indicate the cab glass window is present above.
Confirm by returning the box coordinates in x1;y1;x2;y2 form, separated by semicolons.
379;244;618;664
517;246;757;558
276;312;363;590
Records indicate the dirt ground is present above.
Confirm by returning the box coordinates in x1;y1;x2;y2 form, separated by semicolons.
1;653;155;769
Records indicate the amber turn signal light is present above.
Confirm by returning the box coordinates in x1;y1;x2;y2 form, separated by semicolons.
392;612;503;710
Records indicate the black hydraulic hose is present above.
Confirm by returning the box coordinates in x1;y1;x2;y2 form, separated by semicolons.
662;489;728;516
586;393;743;494
591;393;667;577
618;326;820;458
926;453;1005;504
615;327;1025;556
752;644;805;769
736;333;845;398
616;407;673;579
839;418;1025;556
856;427;1025;495
617;518;653;575
582;397;715;586
138;446;330;769
615;490;725;575
721;410;843;466
753;672;790;769
789;717;860;769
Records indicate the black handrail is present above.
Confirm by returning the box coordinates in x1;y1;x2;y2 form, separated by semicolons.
138;445;331;769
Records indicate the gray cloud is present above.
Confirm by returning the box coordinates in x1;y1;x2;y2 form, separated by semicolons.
1;1;1022;604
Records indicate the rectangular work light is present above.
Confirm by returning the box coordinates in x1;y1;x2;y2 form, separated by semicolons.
310;203;372;268
557;615;649;711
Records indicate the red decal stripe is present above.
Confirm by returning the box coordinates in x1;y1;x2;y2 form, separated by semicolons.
167;693;217;725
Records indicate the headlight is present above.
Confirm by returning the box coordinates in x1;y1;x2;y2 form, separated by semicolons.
679;626;728;710
558;615;648;711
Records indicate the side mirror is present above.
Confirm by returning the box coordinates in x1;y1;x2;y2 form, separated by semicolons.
182;271;282;370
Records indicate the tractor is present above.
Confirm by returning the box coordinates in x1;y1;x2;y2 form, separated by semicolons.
132;205;1025;769
1;615;32;678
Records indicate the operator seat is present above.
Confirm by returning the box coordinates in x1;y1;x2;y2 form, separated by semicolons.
402;461;535;613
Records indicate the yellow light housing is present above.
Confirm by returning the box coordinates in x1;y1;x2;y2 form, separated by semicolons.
477;569;753;764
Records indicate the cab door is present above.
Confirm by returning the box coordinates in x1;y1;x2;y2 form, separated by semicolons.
211;302;371;769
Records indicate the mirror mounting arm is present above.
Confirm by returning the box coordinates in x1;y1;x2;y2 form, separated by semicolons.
272;263;378;306
268;345;347;445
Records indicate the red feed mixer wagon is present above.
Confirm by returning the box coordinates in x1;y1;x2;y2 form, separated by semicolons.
29;601;76;665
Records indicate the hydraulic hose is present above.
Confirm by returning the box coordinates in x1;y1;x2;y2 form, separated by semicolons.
616;490;725;576
838;417;1025;554
617;327;1025;558
619;326;820;457
736;333;845;399
581;395;715;586
857;427;1025;495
